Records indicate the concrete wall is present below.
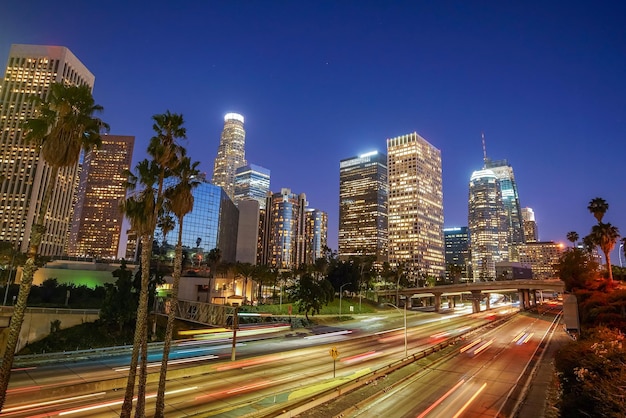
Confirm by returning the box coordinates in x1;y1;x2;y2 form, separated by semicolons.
0;307;100;355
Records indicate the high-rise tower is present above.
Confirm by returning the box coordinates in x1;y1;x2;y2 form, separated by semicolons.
521;207;538;242
0;44;95;256
212;113;246;200
468;169;508;281
261;188;307;269
484;158;524;246
67;135;135;259
338;151;388;263
387;133;444;279
234;164;270;209
305;208;328;264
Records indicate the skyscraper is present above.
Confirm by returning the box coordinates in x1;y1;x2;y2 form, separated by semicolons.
234;164;270;209
468;169;508;281
67;135;135;259
444;227;470;279
305;208;328;264
0;44;95;256
261;188;307;269
484;158;524;246
211;113;246;200
387;132;444;279
521;207;538;242
338;151;388;263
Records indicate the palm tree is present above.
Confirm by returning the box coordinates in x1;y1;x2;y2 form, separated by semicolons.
234;262;256;305
0;83;108;410
589;222;620;283
566;231;579;248
154;157;200;418
206;248;222;303
120;111;186;418
118;159;158;418
588;197;609;223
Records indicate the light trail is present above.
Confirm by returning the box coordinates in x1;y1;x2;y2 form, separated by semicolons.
416;379;465;418
451;382;487;418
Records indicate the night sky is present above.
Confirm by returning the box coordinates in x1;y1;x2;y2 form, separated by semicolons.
2;1;625;262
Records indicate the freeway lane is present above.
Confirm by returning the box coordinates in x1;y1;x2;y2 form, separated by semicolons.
3;306;515;417
342;307;560;418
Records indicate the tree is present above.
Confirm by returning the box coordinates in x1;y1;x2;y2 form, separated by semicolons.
234;262;256;305
206;248;222;303
288;274;334;320
154;156;200;418
0;83;108;410
587;223;620;283
566;231;579;248
100;260;137;332
119;111;186;418
555;248;600;291
587;197;609;223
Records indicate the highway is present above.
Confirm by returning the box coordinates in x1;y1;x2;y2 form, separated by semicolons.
331;304;561;418
2;304;518;417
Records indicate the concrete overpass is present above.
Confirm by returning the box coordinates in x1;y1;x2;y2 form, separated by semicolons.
375;279;565;313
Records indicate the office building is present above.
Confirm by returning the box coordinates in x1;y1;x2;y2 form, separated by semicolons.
236;199;261;264
168;181;239;265
67;135;134;259
234;164;270;209
468;169;508;281
0;44;95;256
338;151;388;263
305;208;328;264
387;132;444;279
261;188;307;269
484;158;524;246
444;227;470;279
521;207;538;242
514;241;564;279
211;113;246;201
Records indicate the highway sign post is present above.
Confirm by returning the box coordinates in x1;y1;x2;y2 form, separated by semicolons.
329;346;339;377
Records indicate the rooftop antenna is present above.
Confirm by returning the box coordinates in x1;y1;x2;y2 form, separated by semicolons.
481;131;488;167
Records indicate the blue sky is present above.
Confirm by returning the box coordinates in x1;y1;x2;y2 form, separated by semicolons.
2;1;625;261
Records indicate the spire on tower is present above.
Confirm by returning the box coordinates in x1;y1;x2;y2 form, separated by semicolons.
481;131;488;167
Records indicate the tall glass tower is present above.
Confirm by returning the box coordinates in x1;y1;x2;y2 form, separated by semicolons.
234;164;270;210
0;44;95;256
67;135;135;259
387;133;444;279
211;113;246;201
261;188;307;269
338;151;388;263
484;158;524;246
468;169;508;281
305;208;328;264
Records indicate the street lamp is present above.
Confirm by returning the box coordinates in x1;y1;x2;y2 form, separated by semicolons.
339;282;351;321
386;302;407;358
619;242;624;268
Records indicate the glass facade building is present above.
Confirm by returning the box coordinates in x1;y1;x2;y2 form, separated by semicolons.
68;135;134;259
0;44;95;256
234;164;270;210
521;207;538;242
261;188;307;268
387;132;445;279
305;208;328;264
468;169;508;281
211;113;246;201
168;182;239;265
444;226;470;278
338;151;388;263
484;158;524;246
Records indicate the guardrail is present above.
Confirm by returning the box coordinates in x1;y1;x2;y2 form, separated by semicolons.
0;306;99;315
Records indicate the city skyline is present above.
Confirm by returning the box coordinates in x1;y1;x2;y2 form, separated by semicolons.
2;2;625;261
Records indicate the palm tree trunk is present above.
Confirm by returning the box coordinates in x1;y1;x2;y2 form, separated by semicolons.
0;166;59;411
154;221;184;417
606;252;613;283
120;232;152;417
